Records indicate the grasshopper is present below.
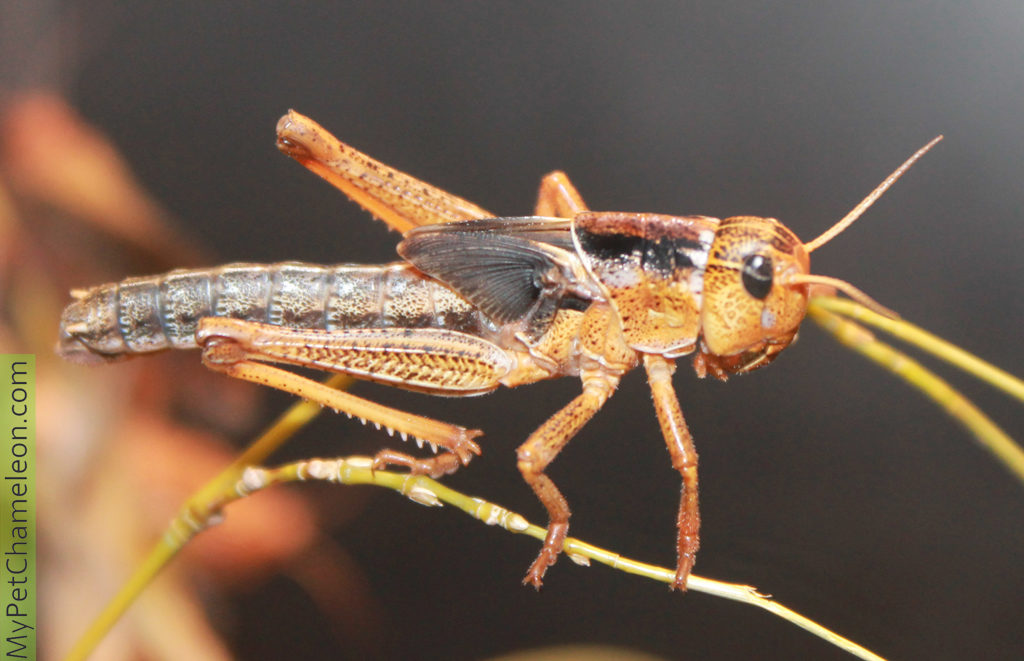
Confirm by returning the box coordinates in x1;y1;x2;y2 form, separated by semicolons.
58;111;939;589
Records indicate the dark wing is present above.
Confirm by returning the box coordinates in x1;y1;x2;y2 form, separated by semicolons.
403;216;575;251
398;217;583;326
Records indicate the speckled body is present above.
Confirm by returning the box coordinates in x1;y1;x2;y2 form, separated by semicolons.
59;210;812;382
58;261;496;364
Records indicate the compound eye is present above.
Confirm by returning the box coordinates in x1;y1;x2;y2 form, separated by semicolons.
741;254;773;299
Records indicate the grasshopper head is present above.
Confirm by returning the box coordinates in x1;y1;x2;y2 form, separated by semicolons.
698;216;810;372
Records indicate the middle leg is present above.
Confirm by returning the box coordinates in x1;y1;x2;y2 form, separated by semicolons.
516;372;617;588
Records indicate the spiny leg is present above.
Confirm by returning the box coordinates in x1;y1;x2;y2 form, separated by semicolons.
202;344;477;477
276;110;493;233
643;354;700;590
516;374;617;588
533;170;589;217
197;318;515;477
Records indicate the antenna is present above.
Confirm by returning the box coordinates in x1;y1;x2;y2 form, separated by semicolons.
803;136;943;253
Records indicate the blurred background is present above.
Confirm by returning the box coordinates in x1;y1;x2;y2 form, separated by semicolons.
2;2;1022;660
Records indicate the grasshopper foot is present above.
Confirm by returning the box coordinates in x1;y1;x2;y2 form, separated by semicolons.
372;450;461;478
670;555;695;591
522;521;568;590
371;427;482;478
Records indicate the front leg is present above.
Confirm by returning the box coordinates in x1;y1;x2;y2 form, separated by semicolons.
643;353;700;590
516;373;617;588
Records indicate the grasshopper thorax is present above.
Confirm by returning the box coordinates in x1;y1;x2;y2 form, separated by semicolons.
572;211;717;357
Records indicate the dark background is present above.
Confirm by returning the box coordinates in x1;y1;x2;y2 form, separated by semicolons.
13;2;1024;660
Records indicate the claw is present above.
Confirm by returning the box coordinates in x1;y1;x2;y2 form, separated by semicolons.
522;548;558;590
450;433;482;465
522;570;545;590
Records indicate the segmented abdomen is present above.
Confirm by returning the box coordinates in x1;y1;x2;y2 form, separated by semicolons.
58;262;493;363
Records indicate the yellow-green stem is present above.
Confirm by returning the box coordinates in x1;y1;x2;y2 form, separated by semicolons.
810;296;1024;404
808;302;1024;484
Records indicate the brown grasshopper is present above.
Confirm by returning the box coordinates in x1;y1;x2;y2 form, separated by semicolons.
58;111;940;589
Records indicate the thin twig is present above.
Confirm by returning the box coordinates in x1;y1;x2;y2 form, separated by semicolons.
234;457;887;661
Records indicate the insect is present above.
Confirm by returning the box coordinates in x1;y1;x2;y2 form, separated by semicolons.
58;111;940;590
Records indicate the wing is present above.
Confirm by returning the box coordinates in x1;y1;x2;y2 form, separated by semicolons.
398;217;588;330
404;216;576;251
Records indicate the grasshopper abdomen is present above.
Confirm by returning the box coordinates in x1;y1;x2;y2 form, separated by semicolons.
58;262;492;364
